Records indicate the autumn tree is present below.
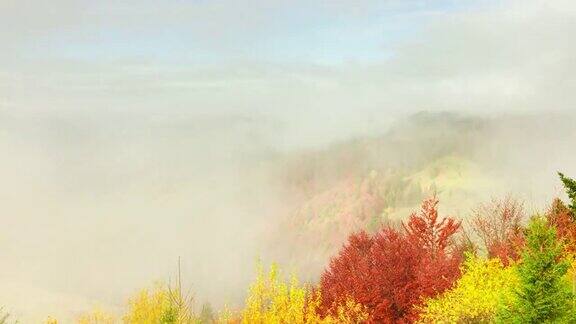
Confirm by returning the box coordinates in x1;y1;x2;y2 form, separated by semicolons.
498;217;575;323
547;198;576;254
77;308;116;324
418;254;519;323
319;197;462;323
470;196;525;265
123;282;198;324
241;263;367;324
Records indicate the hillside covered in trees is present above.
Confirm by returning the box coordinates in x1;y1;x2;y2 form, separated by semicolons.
3;112;576;323
11;171;576;323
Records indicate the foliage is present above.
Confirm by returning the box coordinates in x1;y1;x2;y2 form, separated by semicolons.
497;217;575;323
471;196;525;265
34;173;576;323
217;304;240;324
321;296;368;324
241;263;307;323
45;317;58;324
547;198;576;254
418;254;519;323
77;308;116;324
559;172;576;217
123;282;197;324
241;263;367;324
319;197;462;323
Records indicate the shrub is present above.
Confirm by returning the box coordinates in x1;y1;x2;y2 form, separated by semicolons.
418;254;519;323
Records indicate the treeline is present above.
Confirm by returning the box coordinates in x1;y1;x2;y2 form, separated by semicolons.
7;173;576;323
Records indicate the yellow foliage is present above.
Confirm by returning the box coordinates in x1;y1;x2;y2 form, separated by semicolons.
217;303;241;323
332;298;368;324
77;308;115;324
418;255;519;323
123;282;196;324
241;263;367;324
241;263;306;323
46;316;58;324
564;254;576;295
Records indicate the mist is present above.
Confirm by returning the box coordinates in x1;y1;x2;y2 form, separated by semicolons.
1;0;576;322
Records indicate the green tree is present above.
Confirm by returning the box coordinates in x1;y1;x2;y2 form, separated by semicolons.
498;217;575;323
559;172;576;217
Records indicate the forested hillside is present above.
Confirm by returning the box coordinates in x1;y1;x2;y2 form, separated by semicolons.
3;112;574;323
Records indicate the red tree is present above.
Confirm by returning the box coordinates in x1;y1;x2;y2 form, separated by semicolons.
470;196;525;265
318;197;462;323
547;198;576;254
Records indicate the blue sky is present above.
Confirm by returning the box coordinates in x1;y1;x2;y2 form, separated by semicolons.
14;0;497;64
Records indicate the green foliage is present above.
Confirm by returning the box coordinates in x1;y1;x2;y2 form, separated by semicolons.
418;254;519;323
559;172;576;217
497;217;575;323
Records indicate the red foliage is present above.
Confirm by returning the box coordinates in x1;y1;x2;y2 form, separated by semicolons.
318;197;462;323
470;196;525;265
546;198;576;254
404;197;460;256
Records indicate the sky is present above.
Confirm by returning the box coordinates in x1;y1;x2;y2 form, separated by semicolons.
2;0;575;148
2;0;575;144
3;0;491;63
1;0;576;322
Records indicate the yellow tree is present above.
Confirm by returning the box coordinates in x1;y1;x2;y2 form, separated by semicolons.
418;254;519;323
123;282;197;324
241;263;367;324
77;308;116;324
123;283;175;323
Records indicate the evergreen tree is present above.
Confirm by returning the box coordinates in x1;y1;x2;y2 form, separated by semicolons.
498;217;575;323
559;172;576;217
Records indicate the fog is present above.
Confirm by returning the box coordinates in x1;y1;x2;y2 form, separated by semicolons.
1;0;576;322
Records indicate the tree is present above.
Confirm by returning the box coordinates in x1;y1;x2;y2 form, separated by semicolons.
559;172;576;217
319;197;463;323
77;308;116;324
470;196;525;265
241;263;307;324
547;198;576;254
123;282;197;324
418;254;519;323
241;263;366;323
497;217;575;323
